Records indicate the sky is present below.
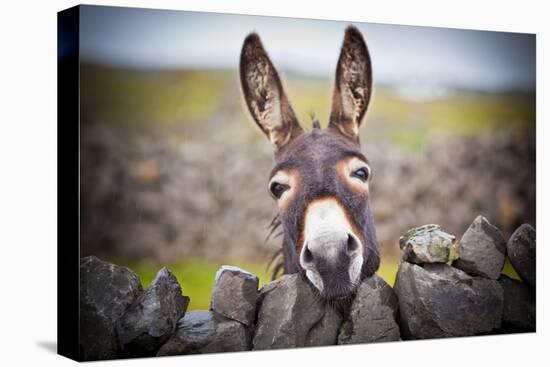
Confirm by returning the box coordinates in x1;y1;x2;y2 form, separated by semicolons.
79;5;536;92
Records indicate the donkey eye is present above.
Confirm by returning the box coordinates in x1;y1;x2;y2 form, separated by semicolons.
269;182;290;199
351;167;370;182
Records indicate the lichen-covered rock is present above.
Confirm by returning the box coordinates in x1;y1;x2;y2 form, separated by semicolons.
116;268;189;356
399;224;457;264
79;256;143;361
498;275;536;332
453;215;506;279
157;311;250;355
252;274;342;350
394;261;503;339
507;224;536;288
338;274;400;344
210;265;259;325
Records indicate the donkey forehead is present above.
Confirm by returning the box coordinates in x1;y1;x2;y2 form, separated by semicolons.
270;130;368;177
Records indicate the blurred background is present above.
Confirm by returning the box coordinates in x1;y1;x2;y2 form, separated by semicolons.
79;5;535;309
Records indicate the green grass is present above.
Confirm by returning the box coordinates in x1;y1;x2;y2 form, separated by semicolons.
502;258;521;280
378;258;400;286
286;82;535;151
81;64;230;127
80;64;535;153
363;89;534;152
266;78;535;153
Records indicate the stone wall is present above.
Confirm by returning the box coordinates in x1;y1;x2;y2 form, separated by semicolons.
81;124;536;263
79;216;536;361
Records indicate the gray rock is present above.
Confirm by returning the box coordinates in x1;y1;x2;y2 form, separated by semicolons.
305;306;344;347
338;275;400;344
210;265;259;325
507;224;536;288
498;275;536;332
252;274;342;350
116;267;189;356
157;311;250;355
399;224;457;264
79;256;143;361
453;215;506;279
394;261;503;339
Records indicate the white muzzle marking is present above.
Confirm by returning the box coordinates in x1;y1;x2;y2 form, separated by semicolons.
299;198;364;291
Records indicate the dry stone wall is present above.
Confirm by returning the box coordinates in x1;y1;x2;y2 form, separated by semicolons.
79;217;536;361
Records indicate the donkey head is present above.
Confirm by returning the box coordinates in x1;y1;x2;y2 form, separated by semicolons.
239;26;380;300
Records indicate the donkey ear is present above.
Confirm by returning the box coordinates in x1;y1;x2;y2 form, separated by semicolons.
240;33;303;150
329;26;373;142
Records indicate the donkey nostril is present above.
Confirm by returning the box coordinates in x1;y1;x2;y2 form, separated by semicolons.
303;245;314;263
347;234;359;253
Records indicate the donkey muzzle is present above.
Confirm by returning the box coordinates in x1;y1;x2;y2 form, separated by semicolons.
301;232;363;297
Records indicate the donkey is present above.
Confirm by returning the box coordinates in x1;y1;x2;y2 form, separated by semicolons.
239;26;380;301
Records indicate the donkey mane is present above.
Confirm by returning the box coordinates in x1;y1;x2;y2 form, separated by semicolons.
265;214;284;279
